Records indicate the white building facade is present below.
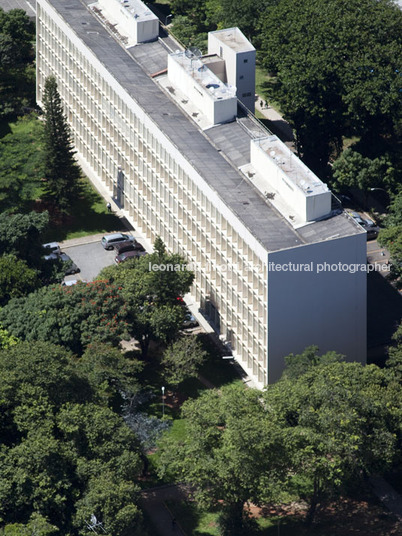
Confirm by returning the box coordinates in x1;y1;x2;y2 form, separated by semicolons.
208;28;256;112
36;0;367;386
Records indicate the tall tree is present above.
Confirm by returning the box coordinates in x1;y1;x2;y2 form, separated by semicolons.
378;190;402;278
157;383;285;535
0;281;129;354
161;335;207;388
0;341;145;534
259;0;402;175
0;254;39;305
42;76;81;213
98;237;194;357
281;345;344;380
0;210;49;267
265;361;402;525
332;149;395;194
0;8;35;119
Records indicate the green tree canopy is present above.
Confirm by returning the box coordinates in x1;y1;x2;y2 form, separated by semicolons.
386;323;402;382
0;324;18;349
0;341;145;534
157;383;284;535
77;343;142;411
0;8;35;64
259;0;402;174
0;513;59;536
281;345;344;380
332;148;395;193
42;76;81;213
0;210;48;267
162;335;207;387
265;360;402;524
0;8;35;119
378;190;402;278
0;254;39;305
98;237;194;357
0;281;129;354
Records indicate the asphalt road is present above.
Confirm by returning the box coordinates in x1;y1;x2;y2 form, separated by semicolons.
62;240;117;282
367;239;390;275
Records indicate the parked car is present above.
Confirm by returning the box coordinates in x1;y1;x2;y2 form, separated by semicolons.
115;250;147;264
42;241;61;260
349;211;365;225
182;311;199;329
101;233;135;250
114;239;145;255
62;279;78;287
348;212;380;240
60;253;80;274
362;218;380;240
62;279;87;286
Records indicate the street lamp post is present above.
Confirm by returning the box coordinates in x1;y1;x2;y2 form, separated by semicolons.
161;386;165;418
370;187;387;193
165;14;172;25
369;187;390;211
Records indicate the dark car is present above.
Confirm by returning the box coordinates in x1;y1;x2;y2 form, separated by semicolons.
362;219;380;240
115;250;147;264
114;240;145;255
348;212;380;240
60;253;80;274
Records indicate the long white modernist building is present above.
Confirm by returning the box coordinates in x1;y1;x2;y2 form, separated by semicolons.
36;0;367;386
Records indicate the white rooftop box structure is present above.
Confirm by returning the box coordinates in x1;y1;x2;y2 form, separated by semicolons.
98;0;158;44
251;136;332;222
208;28;256;112
167;51;237;126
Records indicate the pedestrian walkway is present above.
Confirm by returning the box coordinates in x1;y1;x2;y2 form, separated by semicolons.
254;97;296;153
141;484;190;536
370;476;402;522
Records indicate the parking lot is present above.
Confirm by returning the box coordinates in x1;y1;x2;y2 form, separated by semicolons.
59;231;143;283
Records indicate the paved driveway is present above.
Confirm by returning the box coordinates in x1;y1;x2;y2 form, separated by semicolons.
59;232;135;282
63;241;116;282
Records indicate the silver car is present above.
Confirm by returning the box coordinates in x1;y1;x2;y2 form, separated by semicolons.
101;233;135;250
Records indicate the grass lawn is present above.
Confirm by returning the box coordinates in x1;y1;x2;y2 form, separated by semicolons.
0;114;45;210
163;493;401;536
342;135;360;151
165;500;221;536
1;114;122;240
197;333;243;388
255;65;283;114
137;333;242;490
42;176;122;242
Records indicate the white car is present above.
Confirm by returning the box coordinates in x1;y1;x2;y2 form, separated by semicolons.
42;241;61;260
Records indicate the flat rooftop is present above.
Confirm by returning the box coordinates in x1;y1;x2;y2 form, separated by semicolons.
209;27;255;52
117;0;156;20
255;136;329;196
0;0;36;17
42;0;364;252
169;52;236;101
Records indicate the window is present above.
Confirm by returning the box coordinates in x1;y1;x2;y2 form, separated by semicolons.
239;75;244;80
242;92;252;97
243;59;248;63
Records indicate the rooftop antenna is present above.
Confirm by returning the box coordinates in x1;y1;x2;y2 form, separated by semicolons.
188;46;202;59
186;46;202;73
